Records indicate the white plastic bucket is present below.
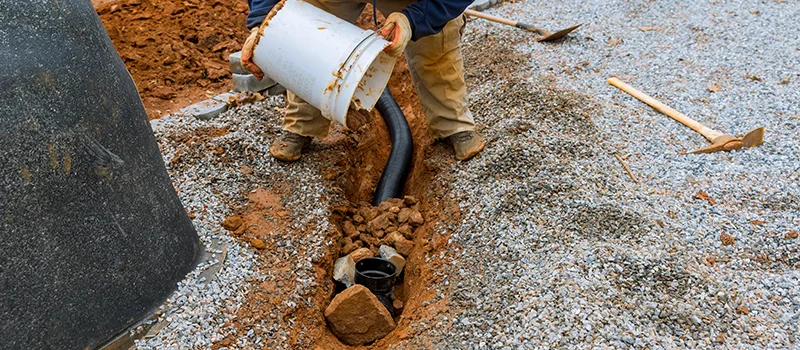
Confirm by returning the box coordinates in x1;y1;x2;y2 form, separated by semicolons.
252;0;396;126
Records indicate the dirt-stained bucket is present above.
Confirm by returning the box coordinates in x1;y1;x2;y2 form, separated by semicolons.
252;0;396;126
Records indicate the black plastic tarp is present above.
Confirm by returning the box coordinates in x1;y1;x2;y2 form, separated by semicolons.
0;1;200;348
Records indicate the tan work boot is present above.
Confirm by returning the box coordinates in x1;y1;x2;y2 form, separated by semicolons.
449;131;485;161
269;132;311;162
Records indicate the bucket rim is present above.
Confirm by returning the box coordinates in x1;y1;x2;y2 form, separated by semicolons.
325;30;391;121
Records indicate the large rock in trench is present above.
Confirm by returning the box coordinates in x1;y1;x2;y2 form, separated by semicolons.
325;285;396;345
0;1;200;348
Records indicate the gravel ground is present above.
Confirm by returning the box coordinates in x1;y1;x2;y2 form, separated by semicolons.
402;0;799;348
137;0;797;348
137;97;344;348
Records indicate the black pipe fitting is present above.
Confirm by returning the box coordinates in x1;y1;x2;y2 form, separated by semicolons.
355;258;397;313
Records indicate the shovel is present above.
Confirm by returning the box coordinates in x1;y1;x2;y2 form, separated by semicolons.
463;9;582;42
608;77;765;154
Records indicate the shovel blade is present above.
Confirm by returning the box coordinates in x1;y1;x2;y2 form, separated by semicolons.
536;23;583;42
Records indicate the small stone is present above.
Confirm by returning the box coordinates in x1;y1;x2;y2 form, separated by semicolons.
398;208;412;223
232;225;246;236
384;231;405;247
694;190;716;205
360;207;379;222
341;243;359;255
787;231;798;239
393;299;404;310
373;230;385;239
379;245;406;276
408;210;424;227
386;226;398;233
221;215;243;231
348;247;373;262
394;236;414;256
403;195;417;206
720;233;735;246
369;245;380;256
250;238;266;249
386;198;404;207
359;233;379;247
341;238;359;255
398;224;413;240
377;201;393;212
324;285;396;345
333;255;355;287
343;221;359;238
357;224;367;233
239;165;253;175
368;214;392;233
736;305;750;315
353;214;365;224
389;206;401;214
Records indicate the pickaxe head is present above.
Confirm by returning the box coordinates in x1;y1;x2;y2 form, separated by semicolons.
683;127;765;154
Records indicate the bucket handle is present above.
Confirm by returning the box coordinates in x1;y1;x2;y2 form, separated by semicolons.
337;30;381;76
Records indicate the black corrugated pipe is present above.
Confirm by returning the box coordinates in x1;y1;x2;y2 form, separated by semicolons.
372;87;414;205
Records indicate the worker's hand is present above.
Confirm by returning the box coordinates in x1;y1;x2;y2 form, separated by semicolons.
241;27;264;80
380;13;411;58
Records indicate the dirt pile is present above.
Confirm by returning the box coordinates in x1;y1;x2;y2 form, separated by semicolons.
96;0;249;119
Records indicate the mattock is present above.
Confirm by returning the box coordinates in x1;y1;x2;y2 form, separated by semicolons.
608;77;765;154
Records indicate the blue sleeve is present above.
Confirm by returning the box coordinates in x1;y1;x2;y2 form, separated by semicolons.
247;0;280;29
401;0;472;41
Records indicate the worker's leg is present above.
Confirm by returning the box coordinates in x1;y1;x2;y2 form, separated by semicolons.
375;2;475;138
406;15;475;138
281;0;368;138
283;92;330;138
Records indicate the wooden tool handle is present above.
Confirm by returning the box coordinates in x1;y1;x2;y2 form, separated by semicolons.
463;9;549;35
464;9;518;27
607;77;721;141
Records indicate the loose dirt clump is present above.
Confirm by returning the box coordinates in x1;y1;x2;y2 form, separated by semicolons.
334;197;423;257
96;0;249;119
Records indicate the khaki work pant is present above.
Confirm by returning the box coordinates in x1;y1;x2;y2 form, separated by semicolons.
283;0;475;139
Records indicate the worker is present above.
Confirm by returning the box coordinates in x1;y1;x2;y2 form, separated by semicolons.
242;0;485;161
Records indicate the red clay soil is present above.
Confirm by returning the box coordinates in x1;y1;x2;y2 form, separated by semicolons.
96;0;249;119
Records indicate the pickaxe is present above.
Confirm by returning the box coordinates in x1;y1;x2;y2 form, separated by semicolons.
463;9;582;42
608;77;765;154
